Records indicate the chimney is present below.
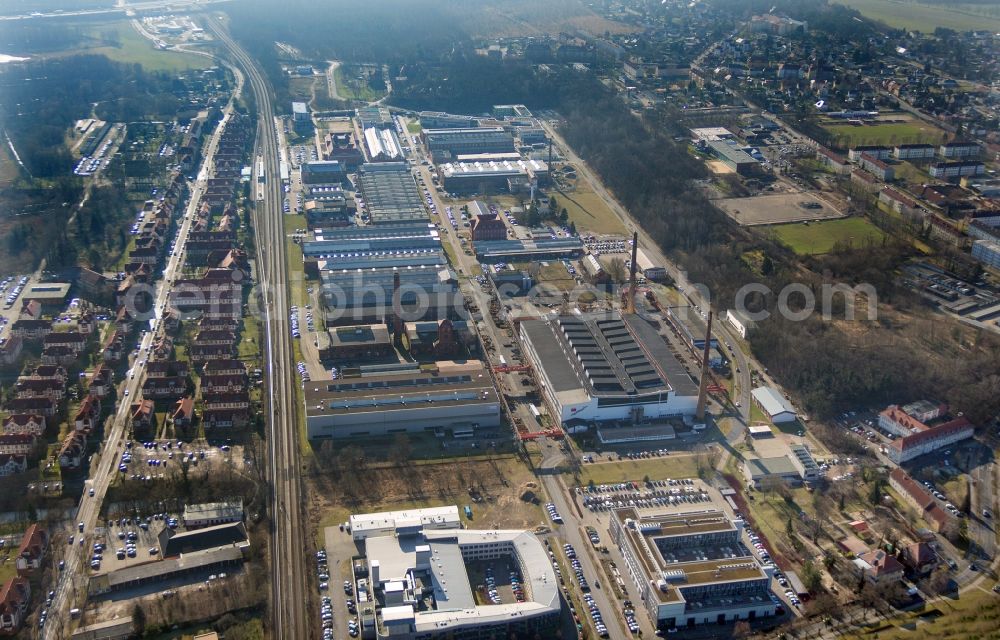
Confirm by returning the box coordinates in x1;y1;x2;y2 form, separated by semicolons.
625;231;638;314
695;311;713;420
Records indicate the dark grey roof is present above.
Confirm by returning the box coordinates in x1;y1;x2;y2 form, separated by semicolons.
159;521;248;557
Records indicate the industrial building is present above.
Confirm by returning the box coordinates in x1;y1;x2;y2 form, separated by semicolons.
437;158;549;194
725;309;756;338
345;506;560;639
318;258;459;326
305;361;501;439
519;312;698;428
363;127;403;161
356;163;428;224
421;127;516;156
301;160;346;185
610;508;776;631
472;237;583;261
320;324;394;361
417;111;477;129
705;140;760;175
302;224;441;259
357;106;393;130
750;387;796;423
743;443;819;488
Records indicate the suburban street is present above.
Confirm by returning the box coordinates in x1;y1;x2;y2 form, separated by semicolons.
206;15;310;639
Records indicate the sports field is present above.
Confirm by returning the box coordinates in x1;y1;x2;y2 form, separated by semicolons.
834;0;1000;32
770;217;886;255
821;120;946;148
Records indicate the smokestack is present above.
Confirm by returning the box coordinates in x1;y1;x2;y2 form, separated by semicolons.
626;231;638;314
695;311;714;421
548;138;553;167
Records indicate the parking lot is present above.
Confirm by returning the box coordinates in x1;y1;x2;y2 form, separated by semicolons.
114;440;246;484
86;515;172;574
576;477;714;514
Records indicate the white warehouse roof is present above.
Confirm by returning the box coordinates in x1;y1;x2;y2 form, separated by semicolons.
751;386;796;419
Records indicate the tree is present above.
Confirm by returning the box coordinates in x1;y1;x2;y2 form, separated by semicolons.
606;257;627;284
801;559;823;592
132;604;147;635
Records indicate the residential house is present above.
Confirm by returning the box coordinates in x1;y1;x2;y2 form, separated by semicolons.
201;374;247;395
0;435;37;457
15;524;47;575
42;331;87;354
130;400;157;434
144;360;190;379
1;415;45;437
0;337;22;366
172;396;195;429
74;395;101;432
202;392;250;411
58;431;87;469
0;456;27;477
855;549;905;583
816;147;849;174
10;319;51;341
202;359;247;376
4;397;56;418
889;468;954;532
41;345;77;366
0;577;30;634
88;365;113;399
141;376;188;401
202;409;249;429
14;378;64;402
858;153;894;182
901;541;937;576
26;365;67;384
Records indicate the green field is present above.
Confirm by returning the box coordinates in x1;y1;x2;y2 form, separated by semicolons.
48;20;210;72
821;120;947;148
834;0;1000;32
771;217;886;255
333;66;386;103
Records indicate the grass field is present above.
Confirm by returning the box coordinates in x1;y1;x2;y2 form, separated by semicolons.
834;0;1000;32
0;142;20;187
841;588;1000;640
821;120;947;148
556;184;626;235
572;454;702;486
333;66;386;103
771;217;886;255
46;20;210;72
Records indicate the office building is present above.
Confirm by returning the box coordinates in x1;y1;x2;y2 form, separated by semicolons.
305;361;500;439
610;508;776;630
519;312;698;428
972;239;1000;270
346;505;560;639
418;112;477;129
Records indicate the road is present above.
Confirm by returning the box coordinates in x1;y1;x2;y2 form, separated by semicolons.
205;16;310;640
40;48;244;640
537;439;632;639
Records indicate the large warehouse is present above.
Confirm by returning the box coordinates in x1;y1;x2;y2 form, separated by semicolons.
346;506;561;639
437;158;549;194
519;312;698;427
422;127;516;155
610;508;776;631
356;162;428;224
305;361;501;439
302;224;441;258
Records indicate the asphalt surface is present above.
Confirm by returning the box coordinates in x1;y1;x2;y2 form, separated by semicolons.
207;16;309;639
